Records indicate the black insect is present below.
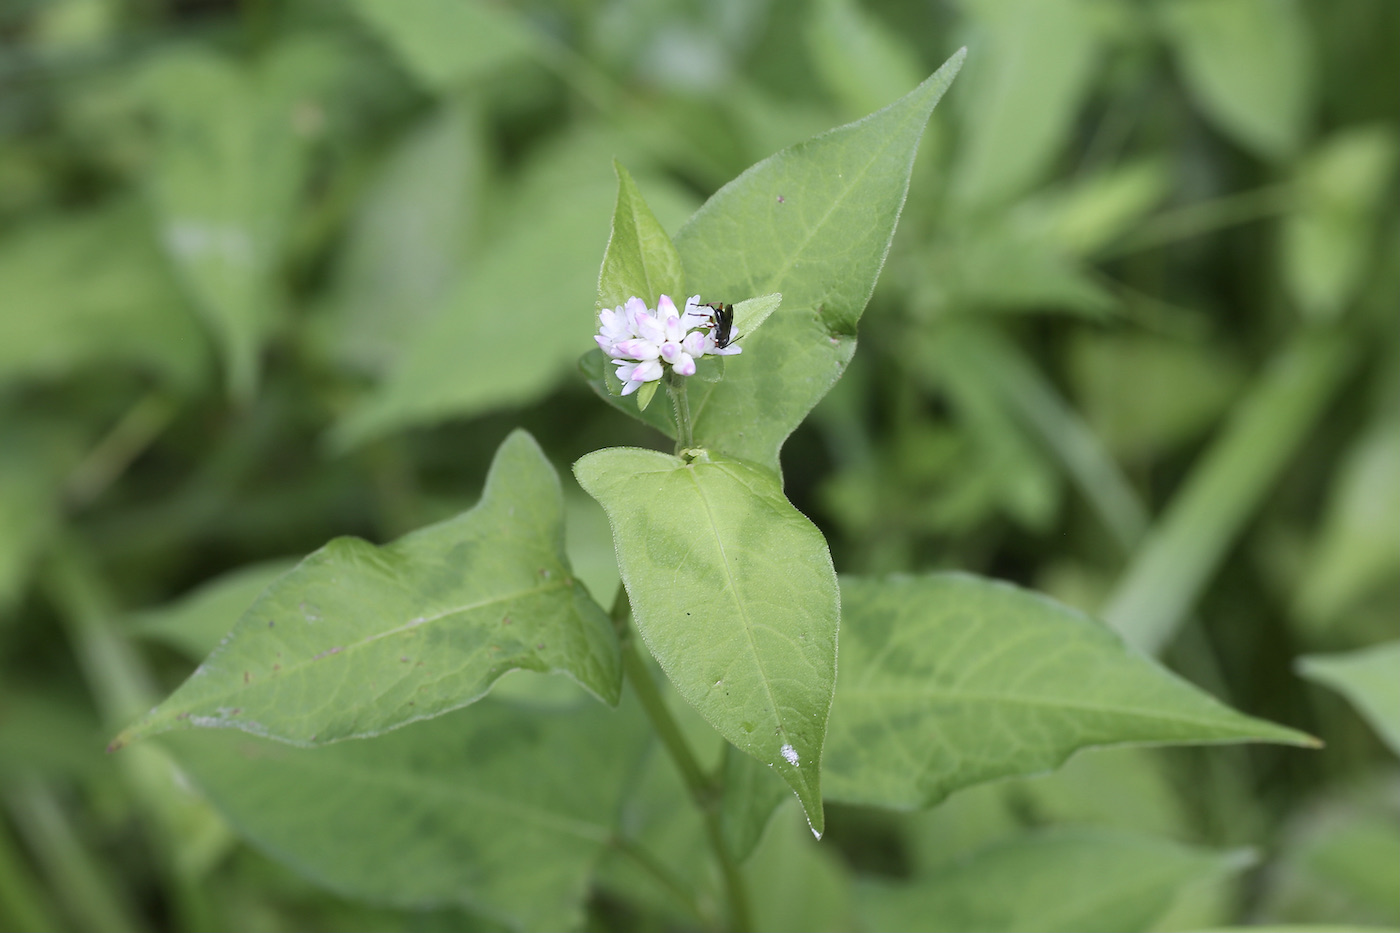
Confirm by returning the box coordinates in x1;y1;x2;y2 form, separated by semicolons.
703;302;735;349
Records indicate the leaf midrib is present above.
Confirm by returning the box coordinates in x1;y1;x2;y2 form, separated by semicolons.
169;578;572;719
686;468;791;749
839;686;1277;737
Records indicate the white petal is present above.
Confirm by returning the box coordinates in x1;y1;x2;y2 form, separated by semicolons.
615;339;660;360
673;352;696;376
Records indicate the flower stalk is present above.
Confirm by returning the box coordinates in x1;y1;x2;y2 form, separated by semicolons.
667;372;694;452
608;582;753;933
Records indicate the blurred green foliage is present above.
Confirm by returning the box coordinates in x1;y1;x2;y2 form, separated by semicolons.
0;0;1396;930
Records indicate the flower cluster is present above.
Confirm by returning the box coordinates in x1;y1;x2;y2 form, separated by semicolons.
595;294;741;396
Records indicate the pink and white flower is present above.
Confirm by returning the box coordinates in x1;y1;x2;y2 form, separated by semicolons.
595;294;741;396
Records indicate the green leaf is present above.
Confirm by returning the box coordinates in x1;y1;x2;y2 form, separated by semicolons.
1294;422;1400;629
745;802;856;933
113;430;620;749
1013;158;1172;258
728;292;782;342
0;202;206;391
931;223;1116;317
915;323;1063;532
318;100;484;376
137;41;340;399
672;50;964;473
1158;0;1313;161
1068;330;1246;462
950;0;1102;209
348;0;538;93
333;134;699;448
634;379;659;411
574;447;838;834
129;559;300;660
823;573;1316;809
598;161;686;311
1298;642;1400;756
1283;127;1400;321
1255;778;1400;926
856;826;1255;933
0;422;76;610
804;0;926;119
719;745;790;862
160;698;649;932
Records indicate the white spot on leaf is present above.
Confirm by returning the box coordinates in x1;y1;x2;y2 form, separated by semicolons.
780;743;799;766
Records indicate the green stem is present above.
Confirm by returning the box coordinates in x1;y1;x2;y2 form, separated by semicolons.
43;541;222;932
609;584;753;932
1101;328;1355;654
5;776;146;933
668;374;694;453
64;391;176;509
0;809;65;933
1101;184;1295;258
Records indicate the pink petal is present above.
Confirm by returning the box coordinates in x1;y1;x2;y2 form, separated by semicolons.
637;314;666;345
615;339;660;360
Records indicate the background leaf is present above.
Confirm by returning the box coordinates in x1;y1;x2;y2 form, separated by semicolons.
115;430;619;748
1297;643;1400;756
950;0;1102;209
161;697;648;932
856;826;1255;933
1293;422;1400;631
823;573;1314;809
333;134;699;448
719;745;790;862
804;0;926;120
137;40;341;398
1282;127;1399;320
316;100;484;376
672;51;964;473
575;446;838;834
129;559;300;660
1158;0;1313;160
347;0;539;93
0;201;206;390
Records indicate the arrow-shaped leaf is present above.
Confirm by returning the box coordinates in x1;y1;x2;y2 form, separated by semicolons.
824;573;1316;808
575;447;838;835
113;430;620;749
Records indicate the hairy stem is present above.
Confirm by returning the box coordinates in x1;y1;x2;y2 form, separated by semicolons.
667;374;694;452
609;583;753;932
